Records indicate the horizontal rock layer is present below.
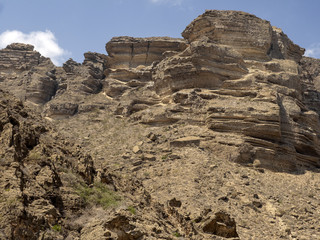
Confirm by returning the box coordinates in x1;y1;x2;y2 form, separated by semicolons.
105;36;187;68
0;9;319;240
153;38;248;95
182;10;304;62
0;43;43;70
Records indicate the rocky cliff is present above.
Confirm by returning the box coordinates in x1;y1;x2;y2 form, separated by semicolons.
0;10;319;240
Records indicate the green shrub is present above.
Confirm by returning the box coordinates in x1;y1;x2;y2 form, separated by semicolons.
52;224;61;232
76;182;121;209
161;154;169;160
27;151;42;160
127;205;136;215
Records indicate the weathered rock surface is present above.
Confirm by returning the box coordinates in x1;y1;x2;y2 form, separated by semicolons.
106;36;187;68
0;43;43;70
43;55;108;118
153;37;248;95
0;44;58;105
102;37;187;98
182;10;273;61
270;26;305;62
0;89;95;239
149;10;319;171
182;10;304;62
0;9;320;240
300;57;320;114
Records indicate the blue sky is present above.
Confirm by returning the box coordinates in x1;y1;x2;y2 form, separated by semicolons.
0;0;319;65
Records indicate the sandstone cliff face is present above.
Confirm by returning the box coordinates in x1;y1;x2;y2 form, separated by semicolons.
153;37;249;95
0;43;57;105
150;10;319;171
106;36;187;69
43;55;107;118
0;43;42;70
0;9;320;240
0;44;110;118
182;10;304;62
102;37;187;98
300;57;320;114
182;10;273;61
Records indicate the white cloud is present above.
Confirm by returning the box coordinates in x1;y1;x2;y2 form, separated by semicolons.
0;30;69;65
149;0;183;6
305;43;320;59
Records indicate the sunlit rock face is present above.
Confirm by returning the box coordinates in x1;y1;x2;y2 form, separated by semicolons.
182;10;304;62
0;43;57;104
105;36;187;69
0;9;320;240
149;10;319;171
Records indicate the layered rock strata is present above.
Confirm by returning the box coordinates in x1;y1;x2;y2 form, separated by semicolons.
182;10;304;62
102;37;188;98
0;44;57;105
153;37;249;95
105;36;187;69
0;10;318;172
145;10;319;171
0;9;320;240
0;43;43;70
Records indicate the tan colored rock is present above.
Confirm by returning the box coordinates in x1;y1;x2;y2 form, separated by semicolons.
83;52;108;79
170;136;201;147
1;9;320;240
0;43;58;105
300;57;320;114
153;37;248;95
270;27;305;62
182;10;273;61
182;10;304;62
142;153;156;161
0;43;44;70
44;102;79;118
132;145;141;154
105;36;187;69
103;37;188;97
25;73;57;104
201;211;239;238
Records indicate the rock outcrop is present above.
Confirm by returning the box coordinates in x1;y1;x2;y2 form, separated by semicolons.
0;43;43;70
153;37;249;95
182;10;273;61
148;10;319;171
0;43;57;105
102;37;187;98
0;9;320;240
43;55;107;118
106;36;187;69
0;89;95;239
182;10;304;62
300;57;320;114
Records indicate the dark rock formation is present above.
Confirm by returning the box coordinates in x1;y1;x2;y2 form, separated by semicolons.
0;89;94;240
